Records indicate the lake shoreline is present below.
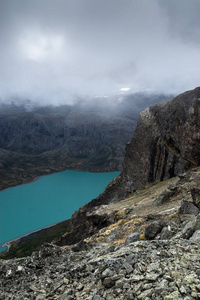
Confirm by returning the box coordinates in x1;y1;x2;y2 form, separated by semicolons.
0;170;120;257
1;222;60;253
0;166;118;193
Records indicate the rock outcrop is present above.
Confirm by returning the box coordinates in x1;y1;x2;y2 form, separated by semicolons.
55;87;200;247
2;209;200;299
99;87;200;202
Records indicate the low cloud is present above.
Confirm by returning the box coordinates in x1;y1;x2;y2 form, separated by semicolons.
0;0;200;105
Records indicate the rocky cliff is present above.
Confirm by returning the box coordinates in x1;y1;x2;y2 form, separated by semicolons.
98;87;200;203
55;87;200;247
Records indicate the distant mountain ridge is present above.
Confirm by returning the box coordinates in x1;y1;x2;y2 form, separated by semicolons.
0;92;170;190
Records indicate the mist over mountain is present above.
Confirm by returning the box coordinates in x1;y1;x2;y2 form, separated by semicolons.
0;92;171;191
0;0;200;104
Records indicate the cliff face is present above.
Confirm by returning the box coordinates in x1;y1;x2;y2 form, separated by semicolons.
101;87;200;202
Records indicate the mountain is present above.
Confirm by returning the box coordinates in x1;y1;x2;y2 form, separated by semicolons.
1;87;200;299
52;87;200;246
94;86;200;203
1;87;199;255
0;92;170;191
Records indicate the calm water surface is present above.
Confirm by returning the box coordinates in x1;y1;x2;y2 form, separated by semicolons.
0;170;119;252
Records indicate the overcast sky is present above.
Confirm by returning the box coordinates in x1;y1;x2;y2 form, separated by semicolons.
0;0;200;105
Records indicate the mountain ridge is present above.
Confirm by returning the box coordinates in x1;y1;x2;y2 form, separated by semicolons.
2;87;199;258
1;87;200;299
0;92;170;191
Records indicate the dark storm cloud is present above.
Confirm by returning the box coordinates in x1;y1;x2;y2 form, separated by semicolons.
0;0;200;105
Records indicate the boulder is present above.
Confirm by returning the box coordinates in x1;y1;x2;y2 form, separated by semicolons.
159;227;174;240
194;214;200;231
191;188;200;209
145;220;166;240
179;200;199;215
125;232;140;245
190;230;200;242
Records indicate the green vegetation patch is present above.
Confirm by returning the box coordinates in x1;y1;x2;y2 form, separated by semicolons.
1;219;70;259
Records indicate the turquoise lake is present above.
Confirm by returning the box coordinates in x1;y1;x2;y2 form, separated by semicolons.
0;170;119;252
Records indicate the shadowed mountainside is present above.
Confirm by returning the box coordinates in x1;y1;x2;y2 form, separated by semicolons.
96;86;200;203
0;92;170;190
2;87;199;258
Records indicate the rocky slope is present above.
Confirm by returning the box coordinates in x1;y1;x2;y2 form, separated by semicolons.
1;87;200;299
1;167;200;299
1;87;199;255
53;87;200;248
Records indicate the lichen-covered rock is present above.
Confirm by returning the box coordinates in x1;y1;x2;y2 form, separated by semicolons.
190;229;200;242
124;232;140;245
1;240;200;299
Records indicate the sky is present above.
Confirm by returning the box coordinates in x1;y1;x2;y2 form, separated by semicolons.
0;0;200;106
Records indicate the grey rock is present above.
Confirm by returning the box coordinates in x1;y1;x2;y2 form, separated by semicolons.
137;289;153;299
93;296;101;300
160;227;174;240
2;239;200;299
145;220;166;240
190;230;200;242
156;189;175;205
164;290;182;300
147;261;161;273
125;232;140;245
191;188;200;209
194;213;200;231
103;275;122;288
173;216;196;240
131;275;145;282
101;268;114;278
178;214;196;223
115;278;129;289
146;273;160;281
126;292;135;300
179;200;199;216
94;87;200;203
